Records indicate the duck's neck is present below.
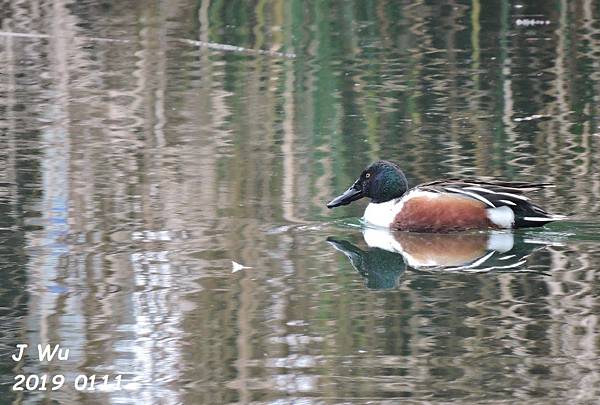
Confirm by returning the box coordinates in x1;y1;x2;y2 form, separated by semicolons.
369;171;408;203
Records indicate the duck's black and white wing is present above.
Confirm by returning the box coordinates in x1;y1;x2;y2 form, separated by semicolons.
417;179;565;228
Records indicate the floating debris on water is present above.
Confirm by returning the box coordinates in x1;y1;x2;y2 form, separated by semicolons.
232;261;252;273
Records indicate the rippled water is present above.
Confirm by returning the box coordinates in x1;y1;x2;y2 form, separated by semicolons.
1;1;600;404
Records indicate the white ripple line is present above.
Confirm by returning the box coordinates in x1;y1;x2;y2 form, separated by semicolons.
0;30;296;58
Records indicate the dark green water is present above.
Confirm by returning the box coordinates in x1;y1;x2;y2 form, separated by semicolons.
1;1;600;403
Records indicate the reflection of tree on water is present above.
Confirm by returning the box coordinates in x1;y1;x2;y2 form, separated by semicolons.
329;229;551;289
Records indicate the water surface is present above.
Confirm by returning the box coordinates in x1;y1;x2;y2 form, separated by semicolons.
1;1;600;403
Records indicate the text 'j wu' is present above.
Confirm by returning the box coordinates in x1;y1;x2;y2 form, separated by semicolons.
11;344;70;362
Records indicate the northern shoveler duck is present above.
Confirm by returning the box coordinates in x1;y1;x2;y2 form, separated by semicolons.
326;160;565;232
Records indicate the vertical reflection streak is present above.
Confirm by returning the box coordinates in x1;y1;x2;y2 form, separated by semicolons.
33;0;73;358
282;38;298;223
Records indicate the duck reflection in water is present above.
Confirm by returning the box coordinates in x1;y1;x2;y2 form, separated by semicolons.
327;228;550;289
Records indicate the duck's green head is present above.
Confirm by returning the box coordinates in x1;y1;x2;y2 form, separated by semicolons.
327;160;409;208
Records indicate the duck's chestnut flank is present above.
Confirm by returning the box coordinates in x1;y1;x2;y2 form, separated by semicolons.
394;193;494;232
327;160;565;232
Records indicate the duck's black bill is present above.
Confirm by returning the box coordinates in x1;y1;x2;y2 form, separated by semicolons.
326;182;364;208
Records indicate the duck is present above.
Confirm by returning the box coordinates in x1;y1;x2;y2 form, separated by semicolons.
326;160;565;232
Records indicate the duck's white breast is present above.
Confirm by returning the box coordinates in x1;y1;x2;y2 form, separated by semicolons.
363;190;440;228
363;199;400;228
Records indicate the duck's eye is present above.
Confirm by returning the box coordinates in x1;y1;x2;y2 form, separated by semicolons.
365;173;371;179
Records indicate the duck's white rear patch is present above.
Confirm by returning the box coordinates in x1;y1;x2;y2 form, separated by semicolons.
486;206;515;228
363;190;439;228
